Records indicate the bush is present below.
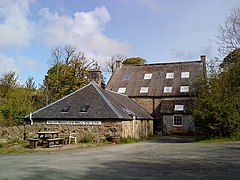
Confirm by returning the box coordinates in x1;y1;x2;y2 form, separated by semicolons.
120;137;140;144
79;135;94;143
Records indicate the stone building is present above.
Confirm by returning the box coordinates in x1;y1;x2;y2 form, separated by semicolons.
106;56;206;134
24;82;153;140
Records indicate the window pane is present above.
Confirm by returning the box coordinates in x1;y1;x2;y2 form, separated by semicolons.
174;105;184;111
163;86;172;93
117;87;126;94
140;87;149;93
174;115;183;126
180;86;189;92
144;73;152;79
166;73;174;79
181;72;190;78
123;74;131;80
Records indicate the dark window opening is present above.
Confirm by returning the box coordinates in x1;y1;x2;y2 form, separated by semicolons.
173;115;183;126
80;105;90;113
61;105;71;112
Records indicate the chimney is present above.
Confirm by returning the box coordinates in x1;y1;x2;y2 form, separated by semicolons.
200;55;206;64
113;60;122;72
200;55;206;77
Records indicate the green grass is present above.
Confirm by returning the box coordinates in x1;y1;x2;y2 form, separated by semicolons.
195;135;240;143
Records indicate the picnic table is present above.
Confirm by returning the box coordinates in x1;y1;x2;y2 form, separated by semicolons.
28;131;64;148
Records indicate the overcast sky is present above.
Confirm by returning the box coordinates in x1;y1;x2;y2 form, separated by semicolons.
0;0;239;85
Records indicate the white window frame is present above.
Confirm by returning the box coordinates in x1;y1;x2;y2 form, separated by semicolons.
140;87;149;93
181;72;190;78
144;73;152;80
180;86;189;92
174;105;184;111
166;72;174;79
173;115;183;126
163;86;173;93
117;87;126;94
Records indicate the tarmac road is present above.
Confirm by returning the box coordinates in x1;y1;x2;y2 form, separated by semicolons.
0;136;239;179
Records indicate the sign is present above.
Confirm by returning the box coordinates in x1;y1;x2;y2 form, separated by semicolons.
47;120;102;125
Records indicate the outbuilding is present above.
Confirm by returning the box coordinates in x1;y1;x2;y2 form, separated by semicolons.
24;82;153;141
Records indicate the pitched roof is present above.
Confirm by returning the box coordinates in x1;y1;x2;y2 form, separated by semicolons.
25;82;153;120
106;59;205;97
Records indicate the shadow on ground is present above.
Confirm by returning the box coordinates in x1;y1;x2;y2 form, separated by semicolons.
147;135;197;143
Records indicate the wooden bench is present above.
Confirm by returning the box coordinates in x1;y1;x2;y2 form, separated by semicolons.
28;138;39;148
46;138;64;148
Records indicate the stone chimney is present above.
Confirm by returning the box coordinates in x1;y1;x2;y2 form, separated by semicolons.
200;55;206;76
87;63;103;87
113;60;122;72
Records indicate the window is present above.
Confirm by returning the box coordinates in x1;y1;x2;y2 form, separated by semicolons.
61;105;71;112
117;87;126;94
123;73;131;80
180;86;189;92
166;73;174;79
174;105;184;111
163;86;172;93
173;115;183;126
140;87;149;93
181;72;190;78
123;108;135;117
144;73;152;80
80;105;90;113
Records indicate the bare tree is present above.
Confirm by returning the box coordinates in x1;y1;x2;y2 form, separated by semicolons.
105;54;126;74
217;8;240;55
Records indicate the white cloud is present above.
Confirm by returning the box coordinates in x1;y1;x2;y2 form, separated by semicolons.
0;54;20;73
38;6;132;66
0;0;35;49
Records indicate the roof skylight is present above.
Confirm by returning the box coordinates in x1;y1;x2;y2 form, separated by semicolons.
80;105;90;113
61;105;71;112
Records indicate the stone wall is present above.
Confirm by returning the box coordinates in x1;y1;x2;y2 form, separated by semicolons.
0;119;153;141
162;114;194;134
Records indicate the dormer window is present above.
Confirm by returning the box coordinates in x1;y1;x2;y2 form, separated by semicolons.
181;72;190;78
140;87;149;93
163;86;172;93
166;73;174;79
80;105;90;113
117;87;126;94
174;105;184;111
61;105;71;112
144;73;152;80
180;86;189;92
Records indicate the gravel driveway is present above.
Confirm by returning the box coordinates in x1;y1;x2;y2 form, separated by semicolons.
0;136;239;179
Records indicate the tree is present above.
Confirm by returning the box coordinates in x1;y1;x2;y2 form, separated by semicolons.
193;51;240;137
42;46;93;104
105;54;126;74
25;76;37;89
217;8;240;55
122;57;147;65
0;71;19;99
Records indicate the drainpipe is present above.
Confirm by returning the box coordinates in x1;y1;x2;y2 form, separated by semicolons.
29;112;33;125
132;116;136;138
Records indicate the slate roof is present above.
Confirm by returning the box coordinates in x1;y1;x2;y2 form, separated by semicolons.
159;98;193;114
25;82;153;120
106;59;205;97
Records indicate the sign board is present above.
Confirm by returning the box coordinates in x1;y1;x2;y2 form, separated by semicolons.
47;120;102;125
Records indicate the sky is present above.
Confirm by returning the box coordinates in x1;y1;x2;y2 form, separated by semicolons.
0;0;240;86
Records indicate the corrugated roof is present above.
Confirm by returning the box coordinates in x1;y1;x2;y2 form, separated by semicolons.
25;82;153;120
106;60;205;97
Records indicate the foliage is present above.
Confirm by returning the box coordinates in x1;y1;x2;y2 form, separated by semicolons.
25;76;37;89
217;8;240;55
0;88;38;126
120;137;141;143
193;51;240;137
0;71;19;99
79;135;94;143
122;57;147;65
42;46;92;104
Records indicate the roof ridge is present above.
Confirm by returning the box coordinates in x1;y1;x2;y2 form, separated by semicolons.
92;83;124;119
25;83;92;117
